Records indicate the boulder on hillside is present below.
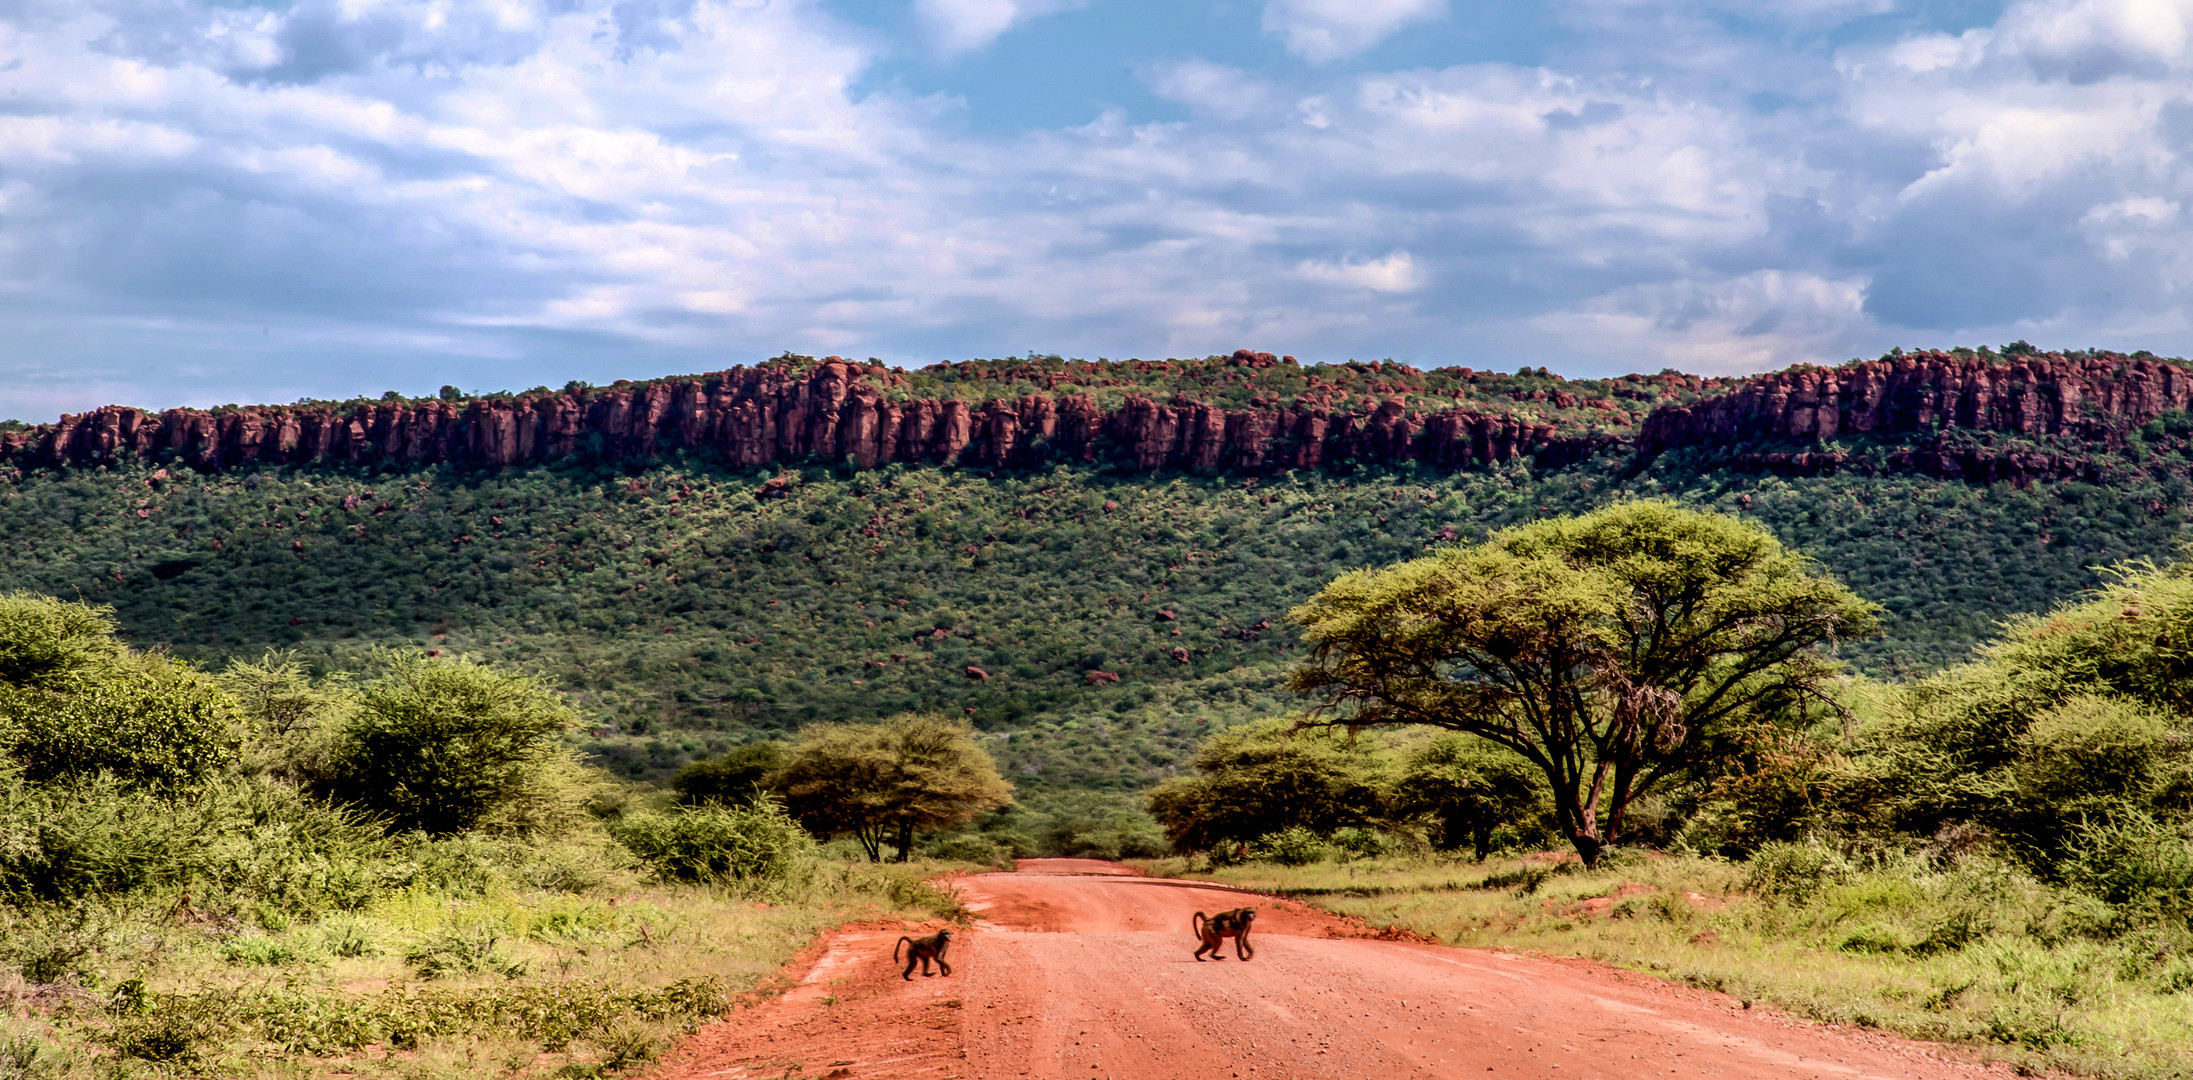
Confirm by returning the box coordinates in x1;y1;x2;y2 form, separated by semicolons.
1171;647;1190;665
964;665;989;681
1086;671;1120;685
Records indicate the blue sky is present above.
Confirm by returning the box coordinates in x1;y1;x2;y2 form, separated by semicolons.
3;0;2191;419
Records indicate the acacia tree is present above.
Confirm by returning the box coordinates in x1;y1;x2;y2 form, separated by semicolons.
1288;501;1878;866
1144;720;1382;854
1389;734;1545;858
772;713;1013;862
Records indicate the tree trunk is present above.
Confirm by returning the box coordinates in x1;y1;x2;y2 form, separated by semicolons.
895;818;915;863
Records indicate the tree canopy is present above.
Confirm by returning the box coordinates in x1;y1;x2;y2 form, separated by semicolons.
1389;734;1546;858
322;653;580;835
1288;500;1879;865
1144;720;1383;854
771;713;1012;862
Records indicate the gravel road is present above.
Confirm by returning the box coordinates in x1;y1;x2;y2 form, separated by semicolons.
651;859;2011;1080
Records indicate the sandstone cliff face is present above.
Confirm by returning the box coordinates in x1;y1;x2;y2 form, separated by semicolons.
1642;350;2193;453
0;356;1596;476
1636;350;2193;482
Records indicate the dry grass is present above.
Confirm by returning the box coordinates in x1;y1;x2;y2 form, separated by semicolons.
0;845;972;1080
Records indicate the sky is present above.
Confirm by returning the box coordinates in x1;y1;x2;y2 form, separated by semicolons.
4;0;2193;419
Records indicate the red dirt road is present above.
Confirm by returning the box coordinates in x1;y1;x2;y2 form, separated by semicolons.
652;860;2010;1080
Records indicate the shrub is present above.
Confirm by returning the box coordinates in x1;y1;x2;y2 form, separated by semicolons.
612;799;814;886
1743;840;1854;904
1330;826;1394;860
0;771;208;901
322;654;579;835
1388;734;1543;858
2061;811;2193;914
1249;826;1330;866
1145;720;1382;853
0;592;123;689
1;658;241;790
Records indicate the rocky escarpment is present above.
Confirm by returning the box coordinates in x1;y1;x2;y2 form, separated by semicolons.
1638;349;2193;482
0;353;1608;476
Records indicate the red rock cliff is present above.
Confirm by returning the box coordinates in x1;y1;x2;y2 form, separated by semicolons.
1642;350;2193;452
0;357;1602;476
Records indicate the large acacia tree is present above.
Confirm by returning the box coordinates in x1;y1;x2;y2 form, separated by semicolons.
1287;501;1878;866
772;713;1013;862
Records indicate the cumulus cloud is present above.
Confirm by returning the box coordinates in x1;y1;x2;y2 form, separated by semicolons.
1299;252;1427;293
1143;60;1279;121
1261;0;1446;64
8;0;2193;417
915;0;1081;55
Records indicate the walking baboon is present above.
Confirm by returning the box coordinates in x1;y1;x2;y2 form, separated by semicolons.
894;930;953;979
1192;907;1255;961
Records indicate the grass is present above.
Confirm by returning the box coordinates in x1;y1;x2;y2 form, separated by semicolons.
1138;850;2193;1080
0;838;974;1079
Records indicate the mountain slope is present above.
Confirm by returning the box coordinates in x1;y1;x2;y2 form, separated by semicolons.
2;347;2190;791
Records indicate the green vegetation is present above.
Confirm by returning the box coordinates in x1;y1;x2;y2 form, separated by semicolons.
0;453;2178;794
12;353;2193;1074
1289;501;1878;864
0;593;979;1079
771;713;1014;862
1136;511;2193;1078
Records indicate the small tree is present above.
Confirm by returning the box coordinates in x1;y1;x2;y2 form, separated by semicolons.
1144;720;1383;854
772;713;1012;862
1289;501;1878;866
323;654;578;835
1389;734;1544;858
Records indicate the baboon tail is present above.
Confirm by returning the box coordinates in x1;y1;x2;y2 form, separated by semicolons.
1192;912;1206;938
894;936;910;962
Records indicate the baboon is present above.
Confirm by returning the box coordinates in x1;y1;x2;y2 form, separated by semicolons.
894;930;953;979
1192;907;1256;961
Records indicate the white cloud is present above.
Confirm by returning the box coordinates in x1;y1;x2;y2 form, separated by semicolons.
1298;251;1427;293
16;0;2193;418
1143;60;1278;122
1996;0;2193;79
1534;271;1871;376
1261;0;1446;64
914;0;1080;55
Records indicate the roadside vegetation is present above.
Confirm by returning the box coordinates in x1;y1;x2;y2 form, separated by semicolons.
0;593;984;1079
1149;850;2193;1080
16;359;2193;1080
1138;504;2193;1079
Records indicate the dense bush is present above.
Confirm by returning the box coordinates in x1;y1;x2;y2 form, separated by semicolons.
1389;734;1545;857
0;591;124;687
612;799;814;885
2;658;242;790
320;654;580;835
